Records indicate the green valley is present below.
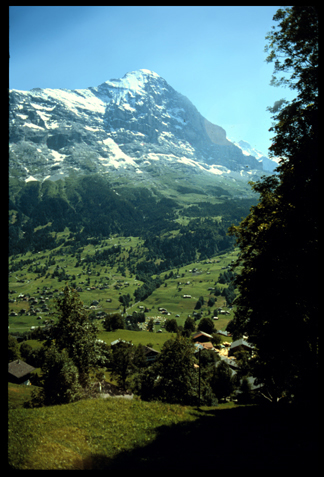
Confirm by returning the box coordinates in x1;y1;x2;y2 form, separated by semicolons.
9;173;253;337
9;228;239;337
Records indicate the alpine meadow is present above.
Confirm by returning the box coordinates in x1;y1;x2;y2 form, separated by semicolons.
8;7;318;470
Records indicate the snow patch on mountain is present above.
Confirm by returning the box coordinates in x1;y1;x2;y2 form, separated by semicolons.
230;139;279;173
9;69;271;186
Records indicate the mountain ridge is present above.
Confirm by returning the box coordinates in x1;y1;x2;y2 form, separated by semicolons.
9;69;273;256
9;69;276;188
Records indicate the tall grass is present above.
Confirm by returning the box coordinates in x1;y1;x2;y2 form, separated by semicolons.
8;396;200;470
8;387;317;470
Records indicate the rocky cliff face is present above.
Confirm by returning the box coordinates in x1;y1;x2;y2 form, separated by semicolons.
9;69;268;185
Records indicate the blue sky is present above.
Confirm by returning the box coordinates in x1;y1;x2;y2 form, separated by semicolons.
9;6;296;156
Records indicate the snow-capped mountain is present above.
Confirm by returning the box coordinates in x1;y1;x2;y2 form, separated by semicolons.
9;69;269;188
231;140;279;173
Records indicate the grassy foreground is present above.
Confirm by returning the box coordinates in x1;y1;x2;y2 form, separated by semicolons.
8;384;317;470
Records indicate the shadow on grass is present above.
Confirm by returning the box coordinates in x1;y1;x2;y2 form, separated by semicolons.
80;404;318;470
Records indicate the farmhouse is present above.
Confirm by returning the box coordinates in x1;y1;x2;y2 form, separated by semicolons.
192;331;213;343
110;339;133;347
194;341;215;353
8;359;35;385
200;342;214;350
218;355;239;370
228;338;254;357
143;346;160;362
216;330;232;337
194;343;204;354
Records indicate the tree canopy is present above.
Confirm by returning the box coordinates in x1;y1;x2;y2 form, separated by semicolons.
47;285;99;388
103;313;125;332
229;6;318;404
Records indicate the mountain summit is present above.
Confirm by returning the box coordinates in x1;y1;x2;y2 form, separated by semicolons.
9;69;274;187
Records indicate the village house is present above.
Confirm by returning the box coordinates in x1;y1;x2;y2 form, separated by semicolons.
110;339;133;347
216;330;232;337
192;331;215;352
218;354;239;370
110;340;160;363
228;338;254;357
143;346;160;362
8;359;35;385
192;331;213;343
200;342;214;351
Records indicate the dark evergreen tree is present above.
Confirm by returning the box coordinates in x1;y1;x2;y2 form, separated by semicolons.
229;7;318;404
184;316;196;333
198;317;215;335
110;341;133;390
210;361;235;402
8;335;20;362
103;313;125;332
164;318;178;333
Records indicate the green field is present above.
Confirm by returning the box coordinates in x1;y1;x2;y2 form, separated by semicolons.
9;236;238;335
96;329;176;352
8;382;317;470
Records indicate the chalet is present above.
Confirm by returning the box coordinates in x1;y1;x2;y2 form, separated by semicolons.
194;343;204;353
143;346;160;362
8;359;35;385
215;358;237;377
200;342;214;350
218;355;239;370
110;339;133;347
228;338;254;357
192;331;213;343
194;342;214;351
216;330;231;337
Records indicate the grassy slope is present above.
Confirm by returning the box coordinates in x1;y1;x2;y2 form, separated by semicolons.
9;237;238;334
8;384;317;470
96;329;176;351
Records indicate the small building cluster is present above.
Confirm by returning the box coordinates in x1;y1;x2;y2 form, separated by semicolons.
192;330;254;359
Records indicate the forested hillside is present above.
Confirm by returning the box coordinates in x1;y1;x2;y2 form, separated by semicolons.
9;174;257;261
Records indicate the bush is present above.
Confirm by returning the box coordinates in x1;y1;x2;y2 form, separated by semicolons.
27;347;82;407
